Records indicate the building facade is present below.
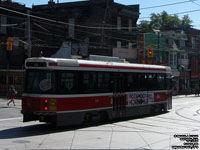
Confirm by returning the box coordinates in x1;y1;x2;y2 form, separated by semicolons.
139;31;167;65
31;0;139;62
161;30;188;95
184;28;200;94
0;0;27;96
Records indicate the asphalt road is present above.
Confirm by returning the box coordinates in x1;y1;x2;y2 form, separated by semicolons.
0;95;200;149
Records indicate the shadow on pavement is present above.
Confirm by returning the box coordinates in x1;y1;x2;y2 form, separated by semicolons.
0;123;82;139
0;110;170;139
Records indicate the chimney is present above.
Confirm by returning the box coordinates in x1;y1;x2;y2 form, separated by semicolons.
48;0;55;5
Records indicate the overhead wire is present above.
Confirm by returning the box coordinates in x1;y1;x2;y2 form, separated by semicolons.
139;0;200;20
1;1;200;50
139;8;200;20
4;13;200;44
140;0;197;10
2;13;138;44
6;24;124;49
189;0;200;7
0;2;197;30
5;11;200;48
0;6;139;30
0;0;199;29
7;23;200;51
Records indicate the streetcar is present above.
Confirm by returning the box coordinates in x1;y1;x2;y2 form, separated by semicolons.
21;57;172;126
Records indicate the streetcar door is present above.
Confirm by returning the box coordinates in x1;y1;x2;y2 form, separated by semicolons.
111;73;126;119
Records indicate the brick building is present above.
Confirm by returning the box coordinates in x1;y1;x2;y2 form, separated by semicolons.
31;0;139;62
0;0;28;68
0;0;27;96
184;28;200;93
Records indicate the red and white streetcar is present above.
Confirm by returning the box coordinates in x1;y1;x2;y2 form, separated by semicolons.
21;57;172;126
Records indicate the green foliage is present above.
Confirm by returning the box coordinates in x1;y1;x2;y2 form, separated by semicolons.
139;11;192;31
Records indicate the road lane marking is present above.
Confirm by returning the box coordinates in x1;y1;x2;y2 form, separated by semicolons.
0;117;22;122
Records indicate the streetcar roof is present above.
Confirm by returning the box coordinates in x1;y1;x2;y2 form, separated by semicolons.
25;57;172;73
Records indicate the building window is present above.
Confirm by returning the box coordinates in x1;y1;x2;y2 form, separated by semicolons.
128;19;132;32
169;52;177;69
117;41;121;48
1;15;7;34
128;42;133;49
180;40;185;47
117;16;121;30
168;39;174;46
192;37;195;49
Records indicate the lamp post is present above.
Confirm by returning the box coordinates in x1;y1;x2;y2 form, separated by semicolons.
179;65;186;95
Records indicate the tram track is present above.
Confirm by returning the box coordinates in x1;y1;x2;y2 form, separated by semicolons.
146;116;200;128
195;108;200;115
175;106;200;123
110;121;181;149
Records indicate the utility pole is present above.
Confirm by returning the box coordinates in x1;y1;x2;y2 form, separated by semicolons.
157;31;160;64
101;0;110;48
27;10;31;58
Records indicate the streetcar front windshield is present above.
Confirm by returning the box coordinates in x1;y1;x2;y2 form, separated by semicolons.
25;70;56;94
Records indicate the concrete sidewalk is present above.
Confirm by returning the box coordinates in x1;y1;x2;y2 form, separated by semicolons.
0;97;21;107
172;94;198;99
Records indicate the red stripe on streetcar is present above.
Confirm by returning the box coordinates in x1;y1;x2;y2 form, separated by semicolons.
22;96;112;112
48;62;58;66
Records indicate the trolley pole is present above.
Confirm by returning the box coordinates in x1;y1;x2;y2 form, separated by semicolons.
27;10;31;58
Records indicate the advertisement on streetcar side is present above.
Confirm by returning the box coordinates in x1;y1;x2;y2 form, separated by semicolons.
128;93;154;106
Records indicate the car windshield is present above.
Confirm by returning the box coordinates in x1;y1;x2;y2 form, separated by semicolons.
25;70;56;94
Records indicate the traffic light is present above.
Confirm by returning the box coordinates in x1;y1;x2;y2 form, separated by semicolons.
147;46;154;58
7;38;13;51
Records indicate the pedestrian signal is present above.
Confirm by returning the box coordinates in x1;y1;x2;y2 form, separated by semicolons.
147;46;154;58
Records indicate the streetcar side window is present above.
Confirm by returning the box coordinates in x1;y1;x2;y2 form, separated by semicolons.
138;73;148;91
148;73;157;90
127;73;138;91
97;72;110;93
82;72;97;93
157;74;166;90
111;73;125;93
58;71;78;94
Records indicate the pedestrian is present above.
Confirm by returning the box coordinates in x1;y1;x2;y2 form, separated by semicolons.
7;85;17;106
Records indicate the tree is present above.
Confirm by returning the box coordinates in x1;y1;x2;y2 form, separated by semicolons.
139;11;192;31
139;20;151;31
182;15;192;28
149;13;161;29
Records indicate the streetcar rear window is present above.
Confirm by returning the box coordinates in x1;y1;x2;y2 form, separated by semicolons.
25;70;56;93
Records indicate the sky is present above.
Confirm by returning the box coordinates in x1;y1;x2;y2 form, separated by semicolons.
12;0;200;29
